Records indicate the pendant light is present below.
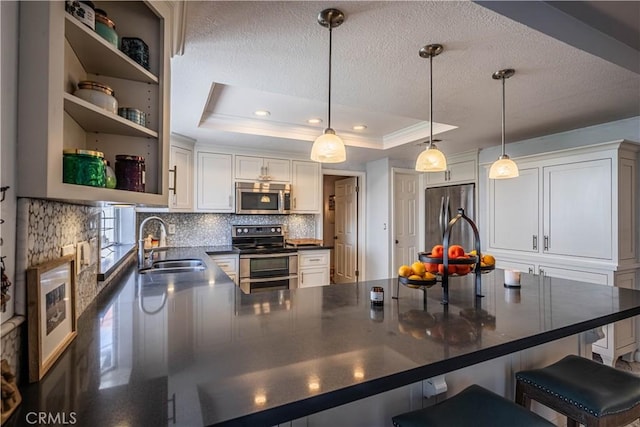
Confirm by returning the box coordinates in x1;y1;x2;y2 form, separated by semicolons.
489;69;519;179
310;9;346;163
415;44;447;172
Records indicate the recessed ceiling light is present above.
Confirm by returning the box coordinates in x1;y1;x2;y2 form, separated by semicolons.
254;110;270;117
307;118;323;124
352;124;367;131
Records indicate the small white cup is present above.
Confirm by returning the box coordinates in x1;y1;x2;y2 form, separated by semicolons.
504;270;521;287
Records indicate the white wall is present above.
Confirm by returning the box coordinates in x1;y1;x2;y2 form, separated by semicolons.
365;158;391;280
1;0;19;323
479;116;640;164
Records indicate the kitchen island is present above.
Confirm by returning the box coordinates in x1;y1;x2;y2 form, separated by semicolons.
13;247;640;426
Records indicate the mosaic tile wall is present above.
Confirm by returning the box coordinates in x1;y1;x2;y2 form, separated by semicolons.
0;323;22;383
137;213;317;246
24;199;103;316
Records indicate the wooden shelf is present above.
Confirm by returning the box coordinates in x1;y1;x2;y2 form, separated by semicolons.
64;14;158;84
64;93;158;138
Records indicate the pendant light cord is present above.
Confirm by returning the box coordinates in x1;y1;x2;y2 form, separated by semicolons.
429;53;433;148
327;23;333;130
501;76;506;157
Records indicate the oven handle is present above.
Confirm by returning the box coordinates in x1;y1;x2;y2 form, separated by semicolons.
240;253;297;259
240;274;298;284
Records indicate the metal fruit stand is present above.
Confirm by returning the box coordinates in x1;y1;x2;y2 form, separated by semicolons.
394;208;494;305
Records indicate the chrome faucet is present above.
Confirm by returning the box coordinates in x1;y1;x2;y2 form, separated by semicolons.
138;216;168;269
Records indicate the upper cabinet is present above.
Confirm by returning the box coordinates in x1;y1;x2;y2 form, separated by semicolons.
291;160;321;214
235;155;290;182
17;1;171;205
169;137;194;211
485;141;638;266
426;150;477;187
196;151;234;212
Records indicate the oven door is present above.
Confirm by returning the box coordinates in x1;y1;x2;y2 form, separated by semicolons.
239;253;298;293
236;189;283;214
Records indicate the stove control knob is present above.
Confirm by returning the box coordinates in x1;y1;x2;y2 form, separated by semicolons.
271;228;276;232
276;228;281;232
243;228;248;233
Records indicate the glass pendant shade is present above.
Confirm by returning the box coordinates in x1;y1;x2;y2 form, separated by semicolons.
489;68;519;180
415;144;447;172
312;9;346;164
415;44;446;172
310;129;346;163
489;155;519;179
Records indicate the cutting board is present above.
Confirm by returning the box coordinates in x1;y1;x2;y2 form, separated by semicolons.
286;238;323;247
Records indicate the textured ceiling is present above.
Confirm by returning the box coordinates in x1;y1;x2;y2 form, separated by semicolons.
170;1;640;168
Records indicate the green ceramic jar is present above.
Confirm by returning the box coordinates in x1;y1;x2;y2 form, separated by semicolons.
95;9;118;48
63;149;106;187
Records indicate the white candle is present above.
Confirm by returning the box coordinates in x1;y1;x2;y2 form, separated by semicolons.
504;270;521;286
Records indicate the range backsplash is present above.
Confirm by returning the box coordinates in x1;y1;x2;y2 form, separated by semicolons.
136;213;317;247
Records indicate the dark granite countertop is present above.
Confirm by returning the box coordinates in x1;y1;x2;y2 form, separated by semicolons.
13;247;640;427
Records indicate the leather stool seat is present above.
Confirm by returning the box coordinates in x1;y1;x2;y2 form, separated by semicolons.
392;384;555;427
516;354;640;427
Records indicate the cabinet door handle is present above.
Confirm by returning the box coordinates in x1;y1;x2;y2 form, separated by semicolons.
528;267;534;274
168;165;177;195
532;235;537;250
543;235;549;251
309;258;321;262
293;197;297;209
228;195;232;207
539;268;545;276
301;272;304;284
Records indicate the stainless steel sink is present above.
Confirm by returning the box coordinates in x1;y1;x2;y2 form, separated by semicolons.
139;258;206;274
152;259;206;269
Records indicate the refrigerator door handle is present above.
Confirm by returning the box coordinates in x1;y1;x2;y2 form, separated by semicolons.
439;196;446;238
445;196;452;227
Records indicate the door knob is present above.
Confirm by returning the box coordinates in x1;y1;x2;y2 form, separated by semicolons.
395;240;399;244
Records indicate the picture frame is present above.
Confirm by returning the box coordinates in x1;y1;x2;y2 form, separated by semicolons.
27;255;77;382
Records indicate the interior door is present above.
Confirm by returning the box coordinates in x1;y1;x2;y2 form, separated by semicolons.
334;177;358;284
393;171;419;271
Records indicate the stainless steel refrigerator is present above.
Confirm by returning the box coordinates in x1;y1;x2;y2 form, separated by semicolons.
425;184;475;251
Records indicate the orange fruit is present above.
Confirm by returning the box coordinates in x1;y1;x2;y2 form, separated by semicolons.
482;254;496;266
431;245;444;257
411;261;426;276
425;262;439;273
408;274;423;281
437;264;456;275
423;272;436;280
398;265;412;277
447;245;465;259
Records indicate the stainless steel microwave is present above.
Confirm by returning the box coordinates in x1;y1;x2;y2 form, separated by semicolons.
235;182;291;214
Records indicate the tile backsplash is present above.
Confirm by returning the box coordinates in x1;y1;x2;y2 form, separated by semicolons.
137;213;317;246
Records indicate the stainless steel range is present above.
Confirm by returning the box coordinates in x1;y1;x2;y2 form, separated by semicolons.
232;225;298;294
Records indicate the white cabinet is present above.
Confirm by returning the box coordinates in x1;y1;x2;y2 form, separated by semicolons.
169;140;194;211
209;254;239;285
426;151;477;187
235;155;290;182
291;160;322;213
484;140;639;366
197;152;234;212
543;159;611;259
593;270;638;366
18;2;171;205
299;250;330;288
486;142;637;263
489;167;539;253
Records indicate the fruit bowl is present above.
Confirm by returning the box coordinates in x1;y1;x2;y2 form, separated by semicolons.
398;275;438;289
418;252;495;276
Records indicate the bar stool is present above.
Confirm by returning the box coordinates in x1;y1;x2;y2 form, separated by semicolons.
515;354;640;427
392;384;555;427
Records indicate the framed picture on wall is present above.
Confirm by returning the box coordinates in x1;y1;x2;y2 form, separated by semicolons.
27;255;77;382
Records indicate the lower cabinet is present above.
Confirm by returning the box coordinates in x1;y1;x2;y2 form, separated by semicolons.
592;270;638;366
299;250;330;288
209;254;238;285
